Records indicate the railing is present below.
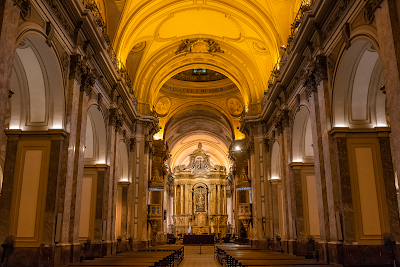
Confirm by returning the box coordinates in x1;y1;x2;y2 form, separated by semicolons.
266;0;318;91
148;204;163;217
80;0;136;103
238;204;252;217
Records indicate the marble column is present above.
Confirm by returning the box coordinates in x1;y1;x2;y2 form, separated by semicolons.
270;180;280;239
102;108;117;255
120;183;129;239
93;164;107;257
135;122;151;247
375;0;400;197
111;128;122;246
378;135;400;240
58;55;91;263
263;138;272;240
291;164;305;241
42;130;67;246
216;184;220;214
331;133;354;243
181;183;184;214
306;77;331;244
223;186;227;215
129;136;140;245
0;0;19;151
277;127;291;242
174;186;177;215
70;71;95;261
0;130;20;243
306;59;342;262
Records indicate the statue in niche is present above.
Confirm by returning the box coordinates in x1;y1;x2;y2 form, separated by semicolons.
194;186;207;212
193;156;206;174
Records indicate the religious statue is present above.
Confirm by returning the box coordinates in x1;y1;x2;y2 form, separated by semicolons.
194;186;207;212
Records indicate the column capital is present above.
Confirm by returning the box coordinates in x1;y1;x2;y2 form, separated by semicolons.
303;55;328;98
81;70;96;96
263;138;270;152
130;137;137;152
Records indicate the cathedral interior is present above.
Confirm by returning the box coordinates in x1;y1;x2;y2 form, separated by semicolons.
1;0;400;266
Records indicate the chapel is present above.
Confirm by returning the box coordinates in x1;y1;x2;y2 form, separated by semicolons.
0;0;399;266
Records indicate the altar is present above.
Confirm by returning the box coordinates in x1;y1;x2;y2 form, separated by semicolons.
183;234;214;245
172;143;228;237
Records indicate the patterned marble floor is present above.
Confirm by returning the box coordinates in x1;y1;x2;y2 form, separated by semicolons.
179;245;221;267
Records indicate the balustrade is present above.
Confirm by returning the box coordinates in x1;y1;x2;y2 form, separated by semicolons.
80;0;136;103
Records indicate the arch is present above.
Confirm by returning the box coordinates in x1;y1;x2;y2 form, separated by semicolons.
332;40;386;128
85;106;107;164
271;141;281;180
292;106;314;163
136;45;262;105
10;34;64;130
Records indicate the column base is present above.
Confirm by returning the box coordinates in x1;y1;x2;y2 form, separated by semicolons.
1;244;75;267
287;240;297;255
252;239;268;250
91;242;103;258
102;241;112;257
338;243;400;266
131;240;150;251
71;243;82;263
281;240;289;253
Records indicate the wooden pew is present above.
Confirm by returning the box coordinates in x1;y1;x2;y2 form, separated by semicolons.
216;246;336;267
70;246;184;267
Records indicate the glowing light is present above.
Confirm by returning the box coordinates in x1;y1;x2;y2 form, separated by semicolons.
97;161;106;164
153;135;162;140
52;122;63;129
271;176;279;180
235;146;240;151
335;124;346;128
236;187;251;191
376;124;388;127
292;159;302;163
149;188;164;191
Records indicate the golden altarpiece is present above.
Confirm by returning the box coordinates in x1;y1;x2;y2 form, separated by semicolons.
172;143;228;237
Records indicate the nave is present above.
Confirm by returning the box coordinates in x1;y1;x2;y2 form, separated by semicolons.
2;0;400;266
73;244;339;267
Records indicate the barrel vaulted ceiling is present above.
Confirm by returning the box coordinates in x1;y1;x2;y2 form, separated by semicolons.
96;0;301;168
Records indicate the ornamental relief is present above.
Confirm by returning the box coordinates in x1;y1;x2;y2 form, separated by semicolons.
175;38;224;56
227;98;243;117
155;97;171;117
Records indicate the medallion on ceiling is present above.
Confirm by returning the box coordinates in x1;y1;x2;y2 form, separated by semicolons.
175;38;224;55
227;98;243;117
155;97;171;117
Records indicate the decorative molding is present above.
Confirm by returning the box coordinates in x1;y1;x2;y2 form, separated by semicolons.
263;138;270;153
364;0;384;24
130;137;137;152
81;71;96;96
175;38;224;55
302;55;328;98
323;0;352;39
275;121;283;135
43;0;74;38
13;0;31;20
341;23;351;50
46;22;55;47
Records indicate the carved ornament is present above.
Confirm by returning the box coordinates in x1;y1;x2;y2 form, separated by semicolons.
364;0;384;24
13;0;31;20
175;38;224;55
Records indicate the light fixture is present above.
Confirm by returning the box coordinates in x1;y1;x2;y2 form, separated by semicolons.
149;188;164;191
235;146;240;151
236;187;251;191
